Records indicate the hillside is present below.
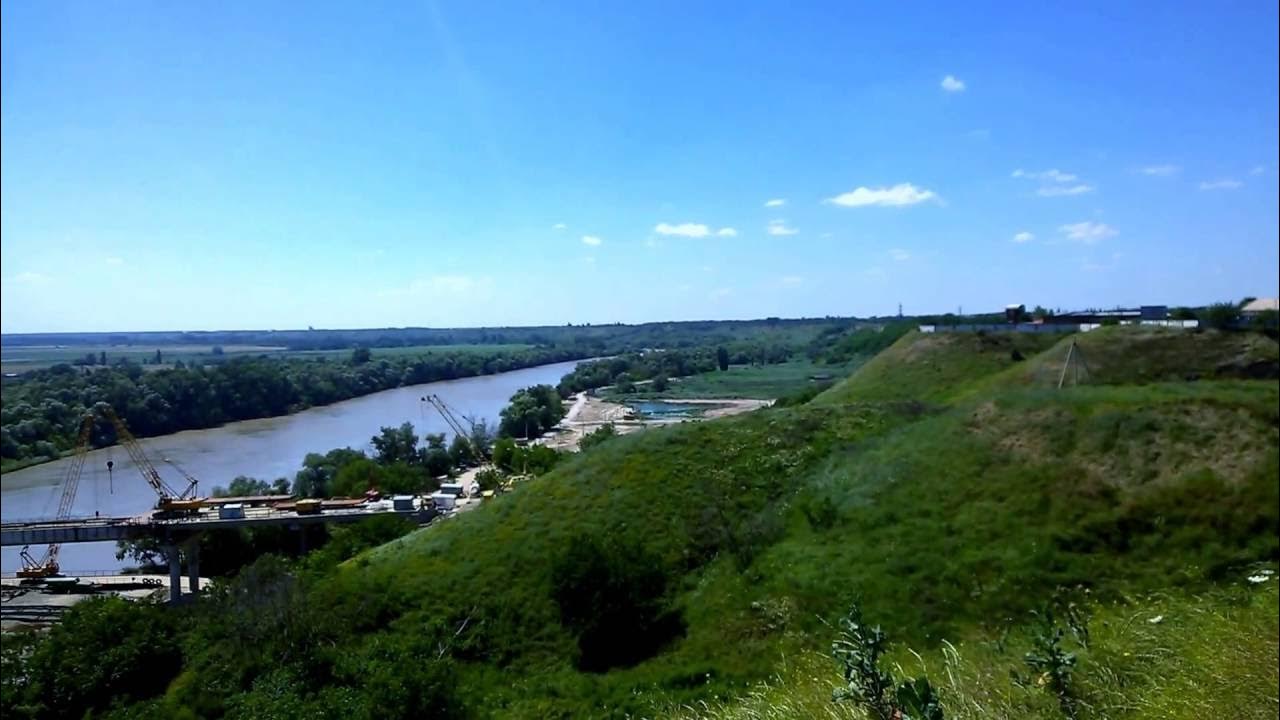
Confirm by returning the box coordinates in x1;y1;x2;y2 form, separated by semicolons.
264;328;1278;716
7;327;1277;719
810;330;1062;405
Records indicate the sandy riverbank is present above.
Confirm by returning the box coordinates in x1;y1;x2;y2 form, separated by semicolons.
538;393;771;451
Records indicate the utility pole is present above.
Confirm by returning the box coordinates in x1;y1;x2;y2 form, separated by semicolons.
898;302;903;318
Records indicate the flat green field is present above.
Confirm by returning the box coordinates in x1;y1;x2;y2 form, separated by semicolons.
605;359;861;400
0;342;536;374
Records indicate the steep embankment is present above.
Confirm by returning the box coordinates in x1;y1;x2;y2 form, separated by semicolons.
297;327;1279;717
810;329;1061;405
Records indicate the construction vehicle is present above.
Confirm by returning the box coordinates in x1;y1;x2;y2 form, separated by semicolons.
17;414;95;579
100;406;205;517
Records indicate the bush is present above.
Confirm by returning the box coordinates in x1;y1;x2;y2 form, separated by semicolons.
579;424;618;451
551;534;685;671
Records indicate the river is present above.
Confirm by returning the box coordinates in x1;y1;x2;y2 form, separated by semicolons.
0;359;584;573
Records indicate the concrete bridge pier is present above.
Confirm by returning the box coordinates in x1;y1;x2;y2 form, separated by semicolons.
161;536;201;603
163;544;182;604
185;537;201;595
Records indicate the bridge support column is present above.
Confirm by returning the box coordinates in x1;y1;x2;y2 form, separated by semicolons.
163;544;181;604
185;537;201;595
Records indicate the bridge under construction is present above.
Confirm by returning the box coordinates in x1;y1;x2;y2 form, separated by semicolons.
1;499;439;602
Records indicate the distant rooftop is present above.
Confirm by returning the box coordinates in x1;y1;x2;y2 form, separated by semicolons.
1241;298;1279;313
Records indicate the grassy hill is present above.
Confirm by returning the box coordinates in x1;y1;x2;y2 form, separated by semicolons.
290;327;1276;717
8;327;1276;719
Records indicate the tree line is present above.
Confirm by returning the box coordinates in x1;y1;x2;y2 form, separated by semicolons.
0;346;585;467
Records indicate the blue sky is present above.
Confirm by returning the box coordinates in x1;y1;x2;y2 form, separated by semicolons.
2;1;1277;333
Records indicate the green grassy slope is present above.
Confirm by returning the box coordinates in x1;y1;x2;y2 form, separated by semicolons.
810;330;1062;405
288;328;1280;717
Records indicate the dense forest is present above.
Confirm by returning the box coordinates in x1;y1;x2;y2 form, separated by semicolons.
0;345;585;467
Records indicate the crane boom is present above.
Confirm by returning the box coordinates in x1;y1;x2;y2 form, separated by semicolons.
18;413;93;578
100;406;203;515
423;394;487;460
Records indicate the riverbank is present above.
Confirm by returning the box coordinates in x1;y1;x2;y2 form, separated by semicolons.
539;392;771;451
1;351;595;476
1;359;587;573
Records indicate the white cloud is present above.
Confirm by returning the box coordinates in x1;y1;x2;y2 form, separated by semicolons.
655;222;712;238
581;235;603;246
552;222;567;230
1249;165;1266;176
105;257;125;266
825;183;937;208
12;271;49;285
780;275;804;286
863;266;886;278
940;75;966;93
1012;168;1078;183
1036;184;1094;197
763;198;786;208
716;227;738;237
1139;164;1179;177
1198;178;1242;190
1059;221;1117;243
889;248;911;261
766;219;798;236
819;232;833;239
710;287;733;300
1013;231;1034;243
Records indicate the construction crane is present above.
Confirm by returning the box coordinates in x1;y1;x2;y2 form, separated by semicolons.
421;394;488;462
17;414;94;578
100;406;204;517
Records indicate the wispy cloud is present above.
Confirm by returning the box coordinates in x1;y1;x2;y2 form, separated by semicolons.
1059;221;1117;244
105;257;125;266
1198;178;1242;190
1138;164;1179;177
825;183;937;208
889;248;911;261
12;271;49;285
655;222;712;238
581;235;603;246
863;266;886;278
552;222;567;230
940;75;966;93
1013;231;1034;243
779;275;804;287
716;227;738;237
710;287;733;300
763;198;786;208
1012;168;1078;183
1249;165;1266;176
766;219;798;236
1036;184;1094;197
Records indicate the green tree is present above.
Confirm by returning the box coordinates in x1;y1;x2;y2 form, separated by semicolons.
649;373;669;392
332;457;384;497
716;346;730;371
1201;302;1241;330
23;597;181;718
371;423;420;466
99;350;107;366
213;475;290;497
351;347;372;364
498;385;565;439
154;349;163;364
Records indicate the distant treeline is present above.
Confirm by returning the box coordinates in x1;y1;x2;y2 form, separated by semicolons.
1;316;857;352
0;346;585;466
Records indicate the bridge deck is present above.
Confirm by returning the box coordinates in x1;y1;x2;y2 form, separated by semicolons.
1;503;437;547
